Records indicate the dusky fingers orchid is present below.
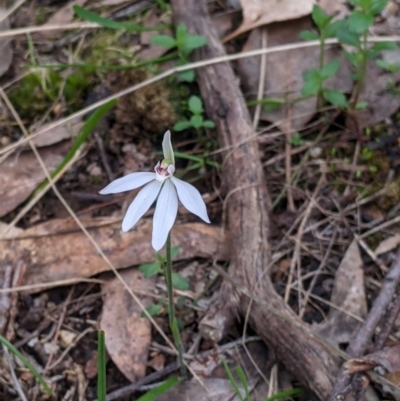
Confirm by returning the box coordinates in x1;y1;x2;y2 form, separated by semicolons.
99;130;210;251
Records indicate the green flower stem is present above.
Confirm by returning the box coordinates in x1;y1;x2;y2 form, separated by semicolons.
352;31;368;110
317;34;326;109
165;232;187;378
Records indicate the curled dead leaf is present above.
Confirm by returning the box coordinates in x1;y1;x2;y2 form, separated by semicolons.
224;0;314;42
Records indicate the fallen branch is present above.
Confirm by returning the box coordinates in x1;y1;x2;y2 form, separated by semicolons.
170;0;339;398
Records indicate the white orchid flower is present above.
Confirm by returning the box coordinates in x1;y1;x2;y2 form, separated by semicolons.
99;130;210;251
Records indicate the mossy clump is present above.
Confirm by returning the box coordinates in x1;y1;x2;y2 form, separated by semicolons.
9;68;92;120
109;69;176;136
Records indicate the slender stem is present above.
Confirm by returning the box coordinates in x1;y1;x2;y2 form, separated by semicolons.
165;232;187;378
352;31;368;110
317;34;326;109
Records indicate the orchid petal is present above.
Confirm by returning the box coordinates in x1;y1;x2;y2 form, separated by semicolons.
122;180;162;232
152;179;178;251
162;130;175;165
170;176;210;223
99;172;156;194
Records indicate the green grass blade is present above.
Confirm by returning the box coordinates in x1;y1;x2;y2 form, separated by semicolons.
73;6;167;32
221;358;244;401
265;388;306;401
235;366;249;401
136;377;181;401
97;331;107;401
0;334;54;398
33;99;116;195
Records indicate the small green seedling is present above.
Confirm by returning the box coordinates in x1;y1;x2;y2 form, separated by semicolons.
140;247;191;320
174;95;215;131
301;59;348;107
300;1;397;112
150;24;207;82
288;132;305;147
139;246;189;290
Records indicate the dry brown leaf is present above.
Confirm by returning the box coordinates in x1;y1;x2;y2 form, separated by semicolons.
0;8;13;77
318;0;348;19
0;218;228;291
0;222;23;238
155;378;240;401
32;117;83;147
159;342;269;401
40;0;89;33
236;19;353;132
375;234;400;256
0;142;69;217
224;0;315;42
101;268;155;382
138;8;173;61
98;0;131;5
312;240;367;347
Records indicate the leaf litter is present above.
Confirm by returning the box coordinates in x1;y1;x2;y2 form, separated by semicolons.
2;0;400;400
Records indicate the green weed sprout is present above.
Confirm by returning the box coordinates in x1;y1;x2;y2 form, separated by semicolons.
174;95;215;131
300;5;348;108
139;246;190;318
150;25;207;82
300;0;397;111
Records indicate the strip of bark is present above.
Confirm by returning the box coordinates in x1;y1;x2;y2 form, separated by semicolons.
169;0;339;398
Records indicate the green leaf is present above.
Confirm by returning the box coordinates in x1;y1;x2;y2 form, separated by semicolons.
97;331;106;401
376;59;390;70
335;24;360;46
139;262;161;278
288;132;305;147
188;95;203;114
73;5;164;32
312;5;333;29
347;11;374;34
190;114;203;129
342;50;361;68
371;0;389;15
202;120;215;128
136;377;181;401
173;120;192;131
178;69;195;82
371;41;398;52
176;296;186;309
301;68;321;95
150;35;177;48
299;30;319;41
176;23;188;44
320;59;340;80
323;88;348;107
171;246;180;258
171;273;190;290
301;80;320;96
325;20;342;38
183;35;207;52
355;100;368;109
143;304;163;317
